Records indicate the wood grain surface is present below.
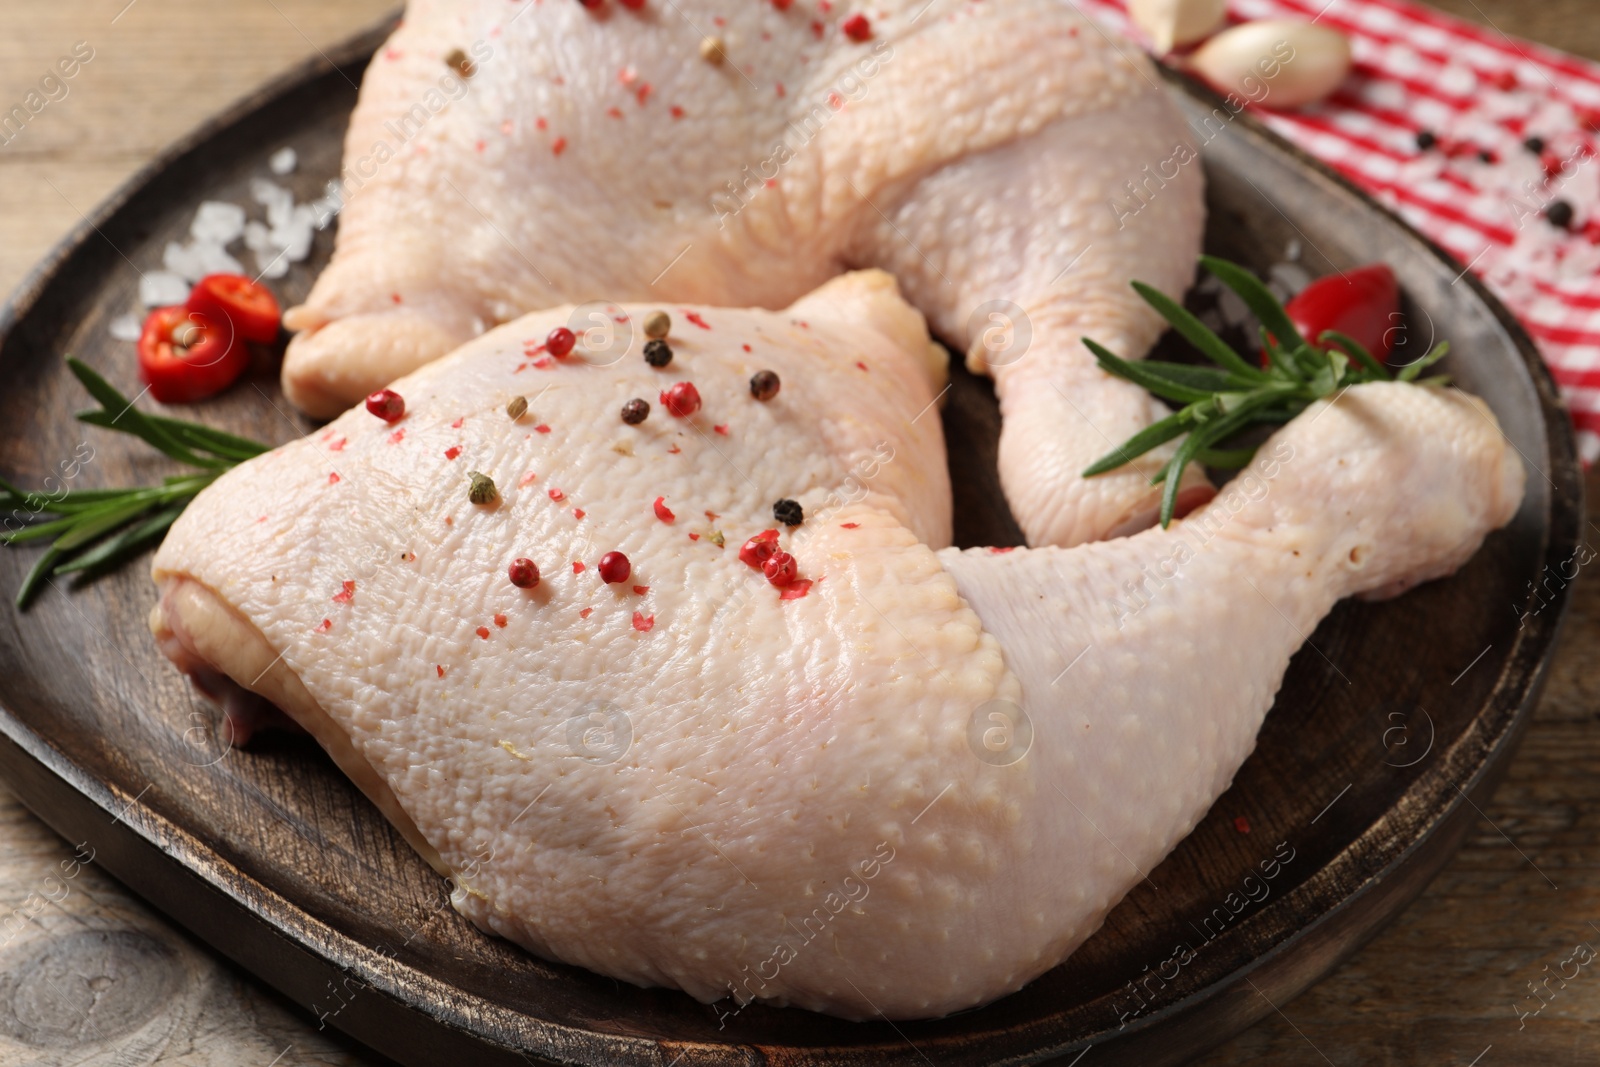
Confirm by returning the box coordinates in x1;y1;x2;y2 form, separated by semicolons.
0;3;1592;1066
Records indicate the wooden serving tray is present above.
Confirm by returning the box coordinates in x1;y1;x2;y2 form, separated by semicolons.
0;18;1580;1067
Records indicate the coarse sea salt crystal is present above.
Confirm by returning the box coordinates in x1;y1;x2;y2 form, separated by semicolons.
269;147;297;175
108;313;141;341
255;246;291;279
190;201;246;245
162;238;244;283
279;203;318;261
1268;261;1311;302
252;178;295;229
1217;284;1251;329
139;270;189;307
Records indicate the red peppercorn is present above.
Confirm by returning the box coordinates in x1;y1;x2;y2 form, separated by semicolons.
509;558;541;589
659;381;702;417
739;529;780;569
366;388;406;423
842;13;871;41
763;550;798;586
598;551;631;584
546;326;576;357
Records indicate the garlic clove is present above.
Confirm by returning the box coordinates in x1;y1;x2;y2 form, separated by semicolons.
1129;0;1227;54
1188;20;1352;111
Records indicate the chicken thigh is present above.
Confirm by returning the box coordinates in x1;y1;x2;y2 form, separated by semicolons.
155;273;1521;1020
282;0;1209;546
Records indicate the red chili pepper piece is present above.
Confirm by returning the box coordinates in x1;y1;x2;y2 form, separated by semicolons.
185;273;281;344
1262;263;1399;367
136;305;249;403
842;13;871;40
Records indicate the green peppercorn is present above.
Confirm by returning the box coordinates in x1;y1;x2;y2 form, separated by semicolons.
506;396;528;420
467;471;499;505
644;339;673;368
643;310;671;339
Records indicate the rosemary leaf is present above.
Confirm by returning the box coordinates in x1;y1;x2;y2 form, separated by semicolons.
1131;281;1269;381
4;363;271;609
1159;430;1211;525
66;359;223;469
1082;411;1191;476
1135;361;1260;393
1397;342;1450;382
53;497;159;552
15;546;65;609
1195;446;1260;469
54;502;186;575
1084;339;1215;405
1203;256;1307;353
76;410;268;462
1259;327;1304;381
1319;330;1391;380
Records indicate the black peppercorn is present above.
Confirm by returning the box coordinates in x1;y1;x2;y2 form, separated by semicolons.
773;498;803;526
1546;200;1575;230
750;369;780;401
621;398;650;424
1524;135;1546;154
1414;129;1437;150
644;339;673;368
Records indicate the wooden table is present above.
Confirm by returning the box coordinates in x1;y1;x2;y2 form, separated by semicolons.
0;2;1592;1064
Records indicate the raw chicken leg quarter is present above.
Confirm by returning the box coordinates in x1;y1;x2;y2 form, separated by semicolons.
282;0;1212;547
153;273;1523;1019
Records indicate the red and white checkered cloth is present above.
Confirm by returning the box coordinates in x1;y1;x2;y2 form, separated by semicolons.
1079;0;1600;462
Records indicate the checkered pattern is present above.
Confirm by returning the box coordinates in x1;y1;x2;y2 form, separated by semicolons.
1079;0;1600;461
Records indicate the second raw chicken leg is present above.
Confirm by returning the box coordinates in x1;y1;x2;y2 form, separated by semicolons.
154;273;1522;1019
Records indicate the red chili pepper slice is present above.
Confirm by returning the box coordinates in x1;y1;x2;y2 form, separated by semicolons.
137;305;248;403
185;273;282;344
1262;264;1399;367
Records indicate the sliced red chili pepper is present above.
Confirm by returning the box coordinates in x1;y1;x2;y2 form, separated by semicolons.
137;305;249;403
1261;264;1399;367
185;274;281;344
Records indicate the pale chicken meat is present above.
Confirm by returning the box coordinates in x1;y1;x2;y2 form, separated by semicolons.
152;274;1523;1019
282;0;1210;546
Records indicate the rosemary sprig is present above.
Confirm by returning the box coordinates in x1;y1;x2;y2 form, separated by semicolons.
1083;255;1449;527
2;359;271;608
